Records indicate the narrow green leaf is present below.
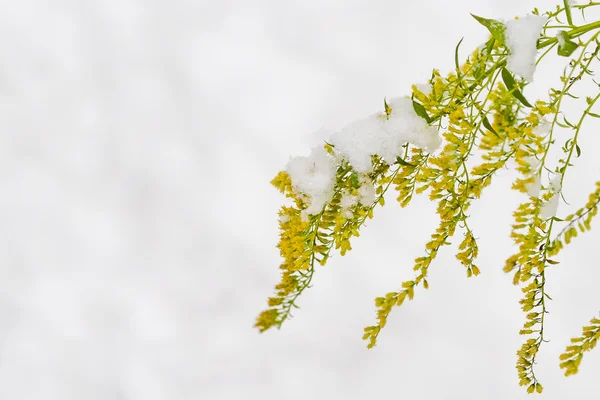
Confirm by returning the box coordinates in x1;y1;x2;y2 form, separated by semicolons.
557;30;579;57
484;37;495;55
350;172;360;188
471;14;506;45
565;138;573;149
473;64;484;81
455;37;464;74
565;91;580;99
412;99;432;123
563;115;576;128
587;111;600;118
396;156;416;168
384;97;391;117
501;68;533;107
482;115;499;137
501;67;517;89
575;144;581;158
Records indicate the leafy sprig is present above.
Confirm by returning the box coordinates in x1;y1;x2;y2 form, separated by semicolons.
257;2;600;394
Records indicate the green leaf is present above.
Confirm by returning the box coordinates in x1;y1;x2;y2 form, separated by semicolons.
575;143;581;158
565;138;573;150
412;99;432;123
384;97;391;117
455;37;464;74
396;156;416;168
484;37;495;55
501;68;533;107
588;112;600;118
350;172;360;188
482;115;499;137
565;91;580;99
557;31;579;57
473;64;484;81
471;14;506;45
563;115;576;128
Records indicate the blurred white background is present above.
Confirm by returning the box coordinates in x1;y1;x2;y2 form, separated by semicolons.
0;0;599;399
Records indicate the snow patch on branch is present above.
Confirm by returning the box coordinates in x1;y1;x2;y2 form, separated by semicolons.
329;97;440;174
505;14;548;82
286;146;339;216
540;173;562;220
285;97;441;216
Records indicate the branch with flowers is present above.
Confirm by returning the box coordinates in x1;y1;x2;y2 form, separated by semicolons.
255;1;600;393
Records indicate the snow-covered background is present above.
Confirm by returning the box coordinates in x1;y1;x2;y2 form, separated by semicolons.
1;0;599;399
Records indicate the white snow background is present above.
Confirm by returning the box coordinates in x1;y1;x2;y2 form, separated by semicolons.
1;0;599;399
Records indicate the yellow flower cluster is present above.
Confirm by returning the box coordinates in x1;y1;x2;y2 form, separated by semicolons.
364;43;515;348
560;314;600;376
255;199;311;332
393;149;426;207
257;145;409;332
498;98;562;391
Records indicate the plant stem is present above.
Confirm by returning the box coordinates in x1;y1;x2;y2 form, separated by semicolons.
538;20;600;49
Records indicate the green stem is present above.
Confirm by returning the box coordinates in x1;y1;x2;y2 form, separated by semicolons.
539;33;598;171
563;0;574;27
538;20;600;49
